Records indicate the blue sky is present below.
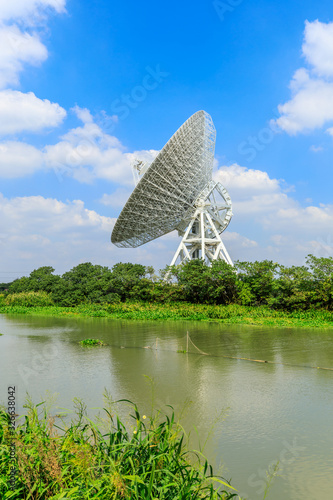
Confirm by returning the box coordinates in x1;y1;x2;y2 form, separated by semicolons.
1;0;333;280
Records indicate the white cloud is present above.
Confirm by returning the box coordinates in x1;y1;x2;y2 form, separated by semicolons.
0;141;43;177
44;124;134;184
100;188;132;208
223;231;257;248
214;163;280;200
214;163;295;219
0;90;66;134
0;193;176;275
0;25;47;88
0;1;66;24
302;20;333;77
0;193;117;274
274;74;333;134
1;163;333;274
44;108;158;184
0;0;66;88
273;20;333;135
71;105;93;124
0;107;157;180
212;163;333;263
264;204;333;234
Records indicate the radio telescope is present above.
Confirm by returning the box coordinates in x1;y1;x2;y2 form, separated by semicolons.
111;110;233;268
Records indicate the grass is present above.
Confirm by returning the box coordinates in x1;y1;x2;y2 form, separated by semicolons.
79;338;106;347
1;301;333;329
0;396;238;500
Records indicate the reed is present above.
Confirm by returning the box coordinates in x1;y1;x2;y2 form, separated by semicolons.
0;397;238;499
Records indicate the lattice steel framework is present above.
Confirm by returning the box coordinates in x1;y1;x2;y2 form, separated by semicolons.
111;110;233;266
111;111;216;247
169;180;233;267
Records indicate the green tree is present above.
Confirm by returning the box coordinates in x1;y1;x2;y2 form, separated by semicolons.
165;260;237;304
305;254;333;309
29;266;61;293
269;265;312;310
235;260;278;305
170;259;212;303
8;267;60;295
0;282;12;292
52;263;113;306
110;262;148;301
207;260;238;304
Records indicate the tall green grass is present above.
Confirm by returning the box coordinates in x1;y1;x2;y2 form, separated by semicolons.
0;397;238;499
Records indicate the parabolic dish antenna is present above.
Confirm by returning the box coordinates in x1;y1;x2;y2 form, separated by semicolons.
111;110;233;268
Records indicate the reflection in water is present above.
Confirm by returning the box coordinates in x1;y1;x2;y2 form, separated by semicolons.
0;313;333;500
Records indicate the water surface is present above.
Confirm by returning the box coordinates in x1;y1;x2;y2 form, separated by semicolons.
1;314;333;500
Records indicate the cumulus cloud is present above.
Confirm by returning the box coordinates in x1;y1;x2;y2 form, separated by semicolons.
44;122;133;184
0;90;66;134
99;188;132;208
215;165;296;230
214;163;295;216
222;231;257;248
71;105;93;124
0;106;158;181
0;141;43;177
215;164;295;220
274;72;333;134
1;163;333;274
0;0;66;88
214;163;280;200
0;193;180;274
213;163;333;263
302;19;333;77
263;203;333;234
0;193;117;274
0;26;48;88
44;107;158;184
273;20;333;135
0;0;66;24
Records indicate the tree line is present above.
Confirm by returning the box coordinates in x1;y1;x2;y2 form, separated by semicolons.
2;255;333;311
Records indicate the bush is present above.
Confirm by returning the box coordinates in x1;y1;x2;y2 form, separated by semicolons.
4;291;54;307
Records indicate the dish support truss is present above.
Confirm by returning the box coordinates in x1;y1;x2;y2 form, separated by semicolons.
168;180;233;269
112;111;216;248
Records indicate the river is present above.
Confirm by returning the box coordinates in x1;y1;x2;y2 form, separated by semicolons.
1;313;333;499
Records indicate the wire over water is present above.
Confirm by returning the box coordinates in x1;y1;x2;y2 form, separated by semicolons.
118;332;333;372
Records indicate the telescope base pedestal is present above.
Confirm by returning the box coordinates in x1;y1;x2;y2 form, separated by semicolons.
167;206;233;273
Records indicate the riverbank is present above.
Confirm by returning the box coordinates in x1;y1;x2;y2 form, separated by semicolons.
1;302;333;328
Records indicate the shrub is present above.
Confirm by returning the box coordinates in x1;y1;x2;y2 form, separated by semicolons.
4;291;54;307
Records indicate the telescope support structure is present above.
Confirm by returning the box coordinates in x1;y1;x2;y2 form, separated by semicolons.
167;198;233;276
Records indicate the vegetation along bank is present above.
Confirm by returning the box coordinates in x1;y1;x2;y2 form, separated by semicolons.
1;255;333;328
0;397;237;499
